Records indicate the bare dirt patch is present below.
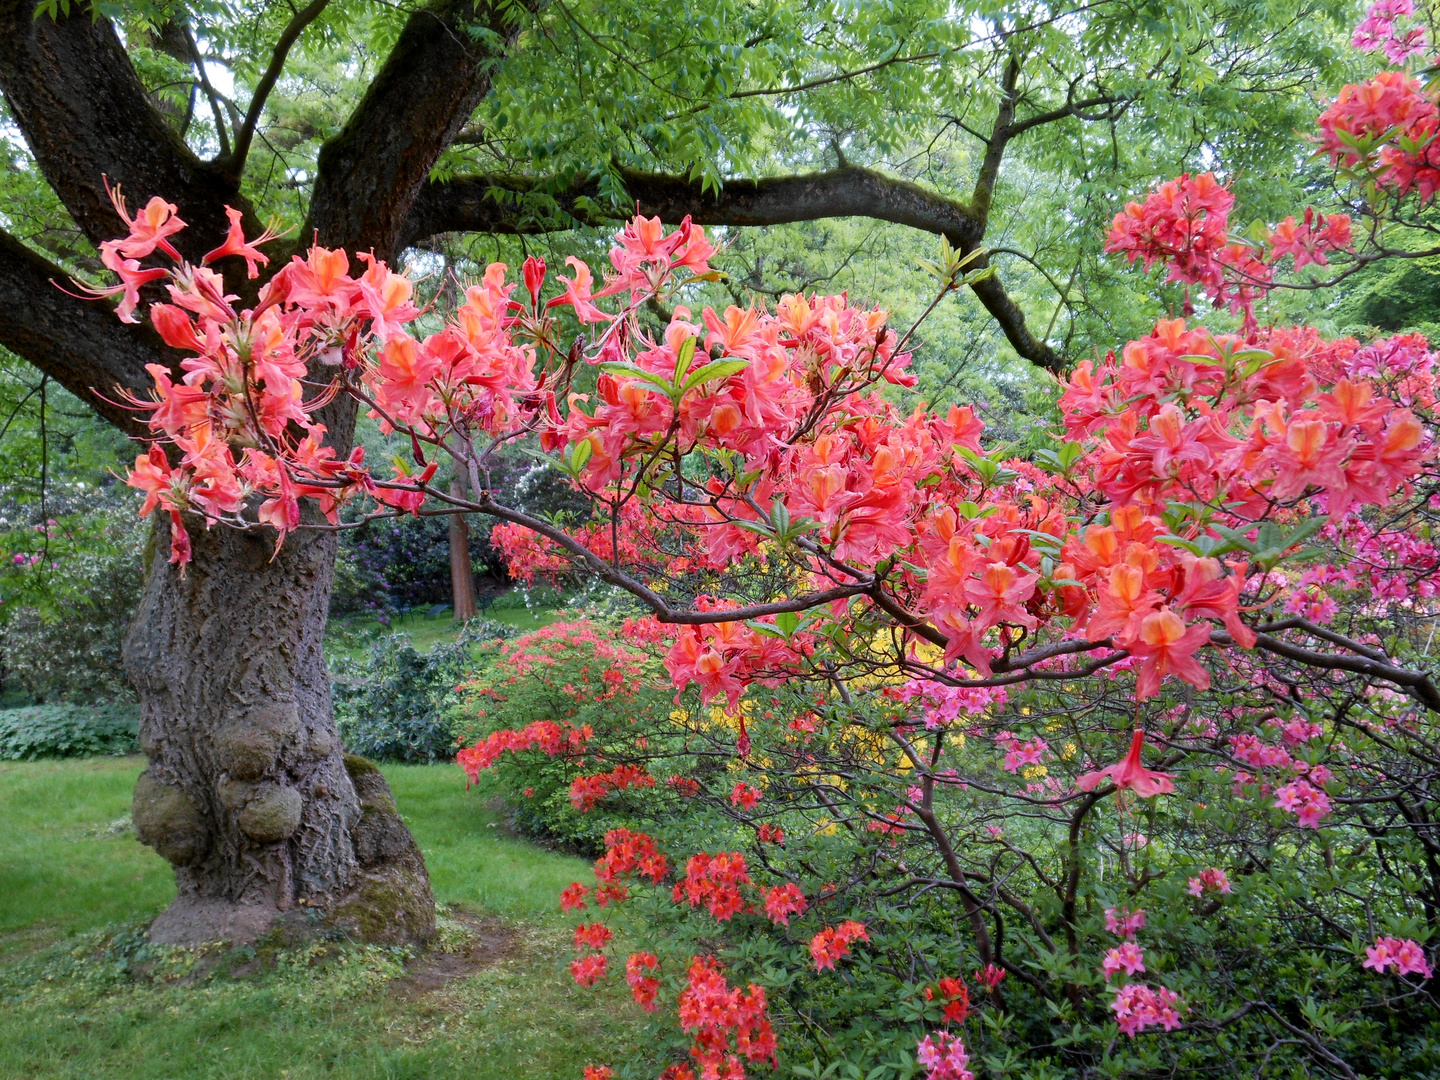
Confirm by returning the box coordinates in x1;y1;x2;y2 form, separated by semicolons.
390;907;525;999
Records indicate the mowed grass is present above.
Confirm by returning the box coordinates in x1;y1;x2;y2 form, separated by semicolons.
0;758;658;1080
0;756;175;956
325;597;563;661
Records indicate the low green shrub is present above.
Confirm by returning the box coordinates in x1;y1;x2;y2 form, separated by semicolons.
0;703;140;760
332;619;518;763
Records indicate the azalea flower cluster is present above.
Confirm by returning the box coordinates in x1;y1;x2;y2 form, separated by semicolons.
923;976;971;1024
1098;906;1185;1036
675;852;753;921
455;719;591;785
1353;0;1430;62
626;951;662;1010
1101;941;1146;979
1187;868;1233;896
915;1031;974;1080
101;196;719;566
1362;935;1434;978
762;882;807;925
677;956;778;1079
809;920;870;970
664;609;815;714
730;782;762;809
1225;720;1336;829
891;679;1009;730
1103;172;1350;325
1318;70;1440;201
569;763;655;811
1111;982;1184;1037
996;730;1050;773
571;921;613;985
1105;906;1146;940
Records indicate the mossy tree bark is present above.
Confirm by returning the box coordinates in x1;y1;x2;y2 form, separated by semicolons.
125;523;436;944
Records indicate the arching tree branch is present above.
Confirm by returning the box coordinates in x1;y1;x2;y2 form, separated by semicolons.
226;0;333;175
402;166;1063;370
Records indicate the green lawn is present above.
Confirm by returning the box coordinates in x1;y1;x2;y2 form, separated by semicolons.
0;756;175;955
0;758;660;1080
325;601;561;661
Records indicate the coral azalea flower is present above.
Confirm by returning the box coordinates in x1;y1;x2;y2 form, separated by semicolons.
1077;729;1176;798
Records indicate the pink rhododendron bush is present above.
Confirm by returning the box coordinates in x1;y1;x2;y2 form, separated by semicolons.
92;14;1440;1076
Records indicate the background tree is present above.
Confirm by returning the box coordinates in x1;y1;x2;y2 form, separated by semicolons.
0;0;1355;943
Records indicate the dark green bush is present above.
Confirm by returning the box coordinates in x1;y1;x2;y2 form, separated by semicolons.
0;498;144;704
331;619;517;762
0;703;140;760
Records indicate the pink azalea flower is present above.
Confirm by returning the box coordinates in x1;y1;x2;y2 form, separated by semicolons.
1102;942;1147;980
1364;935;1432;979
1187;868;1232;896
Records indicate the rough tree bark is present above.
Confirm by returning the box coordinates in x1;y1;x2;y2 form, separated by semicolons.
0;0;523;945
126;521;436;943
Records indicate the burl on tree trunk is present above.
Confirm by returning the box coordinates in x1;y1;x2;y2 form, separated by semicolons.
124;519;435;946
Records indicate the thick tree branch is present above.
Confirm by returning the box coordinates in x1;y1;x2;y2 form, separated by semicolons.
227;0;332;175
181;24;232;160
970;53;1021;226
403;165;982;249
1007;92;1130;138
304;0;532;259
0;1;256;266
403;166;1063;370
0;228;174;436
1222;629;1440;714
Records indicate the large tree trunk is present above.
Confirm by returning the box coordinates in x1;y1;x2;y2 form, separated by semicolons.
124;518;435;946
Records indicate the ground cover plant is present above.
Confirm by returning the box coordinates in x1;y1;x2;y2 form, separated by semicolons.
30;4;1440;1080
0;756;652;1080
0;702;139;760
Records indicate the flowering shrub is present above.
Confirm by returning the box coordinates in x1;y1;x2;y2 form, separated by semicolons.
451;619;683;847
84;15;1440;1072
